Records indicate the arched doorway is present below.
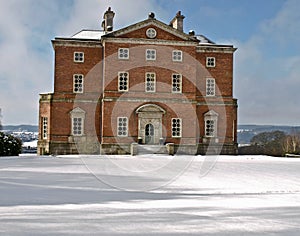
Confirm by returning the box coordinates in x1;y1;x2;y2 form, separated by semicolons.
136;104;165;144
145;123;154;144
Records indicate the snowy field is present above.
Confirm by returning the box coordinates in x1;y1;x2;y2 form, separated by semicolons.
0;154;300;235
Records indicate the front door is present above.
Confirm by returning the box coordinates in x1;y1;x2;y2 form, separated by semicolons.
145;123;154;144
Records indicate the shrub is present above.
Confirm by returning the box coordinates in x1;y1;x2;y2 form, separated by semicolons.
0;132;22;156
239;130;288;156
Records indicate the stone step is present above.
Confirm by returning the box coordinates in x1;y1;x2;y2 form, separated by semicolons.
137;145;168;155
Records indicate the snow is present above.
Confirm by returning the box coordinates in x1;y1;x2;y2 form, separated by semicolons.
22;140;38;148
71;30;105;39
0;155;300;235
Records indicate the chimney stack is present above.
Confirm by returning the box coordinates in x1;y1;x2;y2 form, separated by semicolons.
102;7;115;33
170;11;185;32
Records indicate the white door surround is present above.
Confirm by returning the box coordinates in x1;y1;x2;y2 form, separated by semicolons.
136;104;165;144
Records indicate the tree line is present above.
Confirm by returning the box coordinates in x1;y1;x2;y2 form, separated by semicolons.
0;109;22;156
239;130;300;156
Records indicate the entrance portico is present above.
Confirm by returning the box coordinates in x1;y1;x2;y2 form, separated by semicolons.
136;104;165;144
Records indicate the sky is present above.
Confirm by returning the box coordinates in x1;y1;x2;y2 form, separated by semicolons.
0;0;299;126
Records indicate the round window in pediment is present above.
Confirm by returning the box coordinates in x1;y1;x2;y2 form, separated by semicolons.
146;28;157;39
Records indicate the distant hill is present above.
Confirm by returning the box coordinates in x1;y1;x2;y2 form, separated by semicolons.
2;125;38;133
238;125;300;145
1;124;299;145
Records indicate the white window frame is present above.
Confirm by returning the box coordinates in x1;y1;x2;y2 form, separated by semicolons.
206;78;216;96
172;73;182;93
146;28;157;39
72;117;84;136
205;119;217;138
118;72;129;92
117;117;128;137
145;72;156;92
70;108;86;136
172;118;182;138
42;117;48;140
172;50;183;62
74;52;84;63
233;120;235;142
206;57;216;67
118;48;129;60
204;111;218;138
146;49;156;61
73;74;84;93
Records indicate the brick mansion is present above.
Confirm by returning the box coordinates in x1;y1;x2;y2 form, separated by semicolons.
38;7;238;155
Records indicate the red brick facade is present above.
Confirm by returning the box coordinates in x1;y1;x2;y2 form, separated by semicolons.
38;9;238;155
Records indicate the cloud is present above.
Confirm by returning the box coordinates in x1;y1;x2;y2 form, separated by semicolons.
0;1;80;125
261;0;300;47
0;0;165;125
57;0;167;37
0;0;299;127
235;0;300;125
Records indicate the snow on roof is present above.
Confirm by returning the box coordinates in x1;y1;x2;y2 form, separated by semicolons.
71;30;105;40
196;35;215;44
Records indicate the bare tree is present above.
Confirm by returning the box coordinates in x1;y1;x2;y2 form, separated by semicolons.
284;128;300;154
282;135;290;154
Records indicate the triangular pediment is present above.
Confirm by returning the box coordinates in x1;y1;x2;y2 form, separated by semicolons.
70;107;86;115
204;110;218;117
102;18;198;42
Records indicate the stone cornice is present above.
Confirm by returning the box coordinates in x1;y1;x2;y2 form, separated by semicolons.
102;97;197;104
197;100;238;106
197;45;237;53
52;38;102;49
102;37;198;46
39;93;53;102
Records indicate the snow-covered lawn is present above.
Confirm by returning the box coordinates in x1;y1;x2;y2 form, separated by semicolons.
0;155;300;235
